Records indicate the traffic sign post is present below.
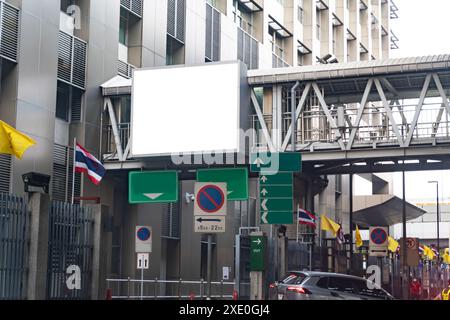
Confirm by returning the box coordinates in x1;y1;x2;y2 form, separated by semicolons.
197;168;249;201
135;226;152;253
400;237;420;267
259;173;294;225
129;171;178;204
250;232;266;300
193;182;228;300
369;227;389;257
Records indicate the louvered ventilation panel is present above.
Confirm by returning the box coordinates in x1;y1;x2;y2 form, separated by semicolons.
52;144;81;203
70;87;83;123
167;0;185;43
120;0;143;18
57;31;87;89
0;2;20;63
161;203;180;239
205;4;221;62
238;28;259;70
0;154;11;193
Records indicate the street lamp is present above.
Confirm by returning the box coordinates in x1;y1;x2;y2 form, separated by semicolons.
428;181;440;257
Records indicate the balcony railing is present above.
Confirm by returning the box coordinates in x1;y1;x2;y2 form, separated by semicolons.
118;60;135;79
103;123;130;160
0;1;20;63
120;0;143;18
57;31;87;90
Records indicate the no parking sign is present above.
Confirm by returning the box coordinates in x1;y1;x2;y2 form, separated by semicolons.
369;227;389;257
194;183;227;216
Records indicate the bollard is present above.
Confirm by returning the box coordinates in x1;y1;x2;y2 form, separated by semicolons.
127;277;131;300
189;292;195;300
200;279;204;300
106;288;112;300
233;290;238;301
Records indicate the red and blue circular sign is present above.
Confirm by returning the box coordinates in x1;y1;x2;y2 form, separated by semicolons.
371;228;387;245
197;185;225;213
137;227;151;242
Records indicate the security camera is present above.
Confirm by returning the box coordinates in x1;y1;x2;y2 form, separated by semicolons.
185;193;195;204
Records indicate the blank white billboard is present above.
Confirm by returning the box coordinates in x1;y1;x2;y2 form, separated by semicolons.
131;62;241;157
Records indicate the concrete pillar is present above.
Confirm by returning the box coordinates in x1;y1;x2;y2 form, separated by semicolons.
89;204;112;300
250;272;264;300
27;193;50;300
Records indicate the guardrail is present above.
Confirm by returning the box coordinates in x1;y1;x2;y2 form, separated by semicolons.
106;278;249;300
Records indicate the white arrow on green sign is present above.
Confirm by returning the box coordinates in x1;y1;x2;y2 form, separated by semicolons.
129;171;178;204
197;168;248;201
259;172;294;225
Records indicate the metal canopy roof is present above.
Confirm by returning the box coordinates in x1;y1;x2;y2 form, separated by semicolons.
101;75;132;96
353;195;426;228
248;54;450;103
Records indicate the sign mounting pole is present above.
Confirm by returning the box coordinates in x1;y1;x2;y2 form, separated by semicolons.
207;234;213;300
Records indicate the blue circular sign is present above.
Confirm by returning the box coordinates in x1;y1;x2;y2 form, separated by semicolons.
371;228;387;245
197;185;225;213
137;227;151;241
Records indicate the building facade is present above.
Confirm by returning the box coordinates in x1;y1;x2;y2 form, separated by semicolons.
0;0;398;298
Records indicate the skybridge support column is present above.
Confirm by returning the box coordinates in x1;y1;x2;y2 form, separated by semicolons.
272;85;283;151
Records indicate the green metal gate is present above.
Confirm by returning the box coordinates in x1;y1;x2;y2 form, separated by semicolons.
46;201;94;300
0;193;29;300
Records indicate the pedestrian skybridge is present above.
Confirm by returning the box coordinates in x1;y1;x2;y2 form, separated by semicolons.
101;55;450;174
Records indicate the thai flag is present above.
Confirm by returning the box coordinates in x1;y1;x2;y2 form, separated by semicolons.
75;143;106;185
419;245;424;255
298;208;317;229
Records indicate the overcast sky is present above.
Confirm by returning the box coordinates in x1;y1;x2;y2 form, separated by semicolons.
359;1;450;202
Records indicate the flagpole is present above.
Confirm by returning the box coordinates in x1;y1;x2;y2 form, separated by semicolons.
296;204;299;243
71;138;76;205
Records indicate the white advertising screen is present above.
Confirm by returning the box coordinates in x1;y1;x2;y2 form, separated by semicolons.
131;62;241;157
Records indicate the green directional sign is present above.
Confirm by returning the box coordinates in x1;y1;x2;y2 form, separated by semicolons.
260;172;293;185
251;152;302;173
129;171;178;204
260;185;293;198
250;235;266;272
260;212;294;225
197;168;248;201
260;172;294;225
260;198;293;212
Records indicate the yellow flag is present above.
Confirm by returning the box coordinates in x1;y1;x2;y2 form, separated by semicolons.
443;248;450;264
0;120;36;159
388;236;399;253
355;225;363;248
321;215;341;236
423;245;436;260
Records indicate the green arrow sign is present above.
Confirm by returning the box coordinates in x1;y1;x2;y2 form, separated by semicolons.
260;172;293;185
129;171;178;204
260;198;293;212
250;236;266;272
251;152;302;173
197;168;248;201
260;211;293;225
260;185;293;198
259;172;294;225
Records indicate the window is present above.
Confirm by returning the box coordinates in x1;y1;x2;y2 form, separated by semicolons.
328;277;355;293
56;81;83;123
316;277;329;289
316;10;321;40
119;11;129;45
298;0;304;24
280;273;305;285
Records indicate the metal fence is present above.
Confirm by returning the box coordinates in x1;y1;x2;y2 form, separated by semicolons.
0;193;29;300
46;201;94;300
106;278;241;300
